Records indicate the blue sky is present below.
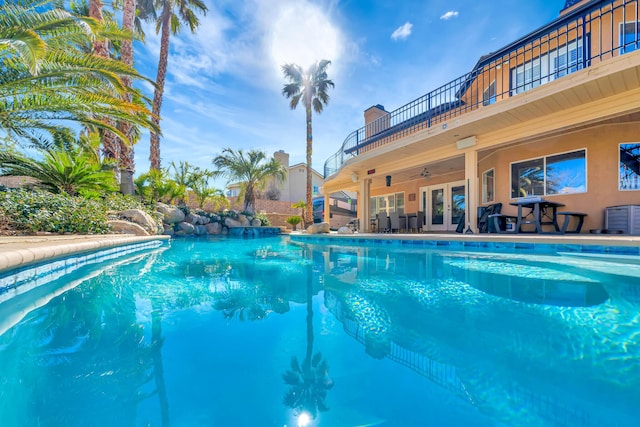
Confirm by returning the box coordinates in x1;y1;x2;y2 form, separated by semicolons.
133;0;565;181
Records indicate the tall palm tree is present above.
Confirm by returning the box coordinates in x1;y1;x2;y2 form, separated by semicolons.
281;60;334;225
89;0;121;164
212;148;286;215
145;0;208;170
117;0;137;195
0;0;158;148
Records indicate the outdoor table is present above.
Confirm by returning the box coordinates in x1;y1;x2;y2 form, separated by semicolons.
405;212;417;232
509;198;565;234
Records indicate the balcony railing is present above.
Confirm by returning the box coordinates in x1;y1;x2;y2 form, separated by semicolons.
324;0;640;178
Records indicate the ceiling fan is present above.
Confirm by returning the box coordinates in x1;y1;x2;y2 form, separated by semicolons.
409;167;431;180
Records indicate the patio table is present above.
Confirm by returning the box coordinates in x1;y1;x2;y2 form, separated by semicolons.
509;198;565;234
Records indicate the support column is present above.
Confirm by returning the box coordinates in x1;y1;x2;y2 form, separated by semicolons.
323;192;330;224
464;149;479;233
360;178;371;232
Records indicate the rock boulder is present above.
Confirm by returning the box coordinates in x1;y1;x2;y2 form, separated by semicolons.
337;226;353;234
156;203;185;224
306;222;331;234
108;220;149;236
119;209;157;234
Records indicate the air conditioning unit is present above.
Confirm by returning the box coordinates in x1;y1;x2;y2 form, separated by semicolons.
605;205;640;234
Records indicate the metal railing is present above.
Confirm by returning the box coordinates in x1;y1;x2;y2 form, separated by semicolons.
324;0;640;178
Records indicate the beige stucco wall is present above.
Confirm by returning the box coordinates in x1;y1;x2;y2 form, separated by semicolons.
478;122;640;231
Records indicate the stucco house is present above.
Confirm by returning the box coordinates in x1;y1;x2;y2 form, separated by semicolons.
321;0;640;234
225;150;324;203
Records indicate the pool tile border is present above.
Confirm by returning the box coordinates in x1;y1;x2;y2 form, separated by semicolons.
289;234;640;255
0;240;167;301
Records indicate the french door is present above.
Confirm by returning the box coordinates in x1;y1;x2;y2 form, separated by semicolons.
420;180;466;231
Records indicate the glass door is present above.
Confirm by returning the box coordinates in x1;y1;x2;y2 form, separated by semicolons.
421;180;466;231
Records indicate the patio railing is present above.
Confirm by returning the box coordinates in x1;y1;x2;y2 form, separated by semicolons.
324;0;640;178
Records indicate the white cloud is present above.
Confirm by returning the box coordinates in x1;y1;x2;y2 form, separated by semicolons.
440;11;459;20
391;22;413;41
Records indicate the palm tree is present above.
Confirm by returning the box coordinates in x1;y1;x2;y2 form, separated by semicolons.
145;0;208;170
0;149;117;196
0;0;158;148
189;169;225;209
281;60;334;225
212;148;286;214
117;0;138;195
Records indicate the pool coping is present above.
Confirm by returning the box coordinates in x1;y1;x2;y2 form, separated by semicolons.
0;234;171;274
288;232;640;254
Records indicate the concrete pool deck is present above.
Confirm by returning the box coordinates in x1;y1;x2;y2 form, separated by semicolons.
1;232;639;274
0;234;171;273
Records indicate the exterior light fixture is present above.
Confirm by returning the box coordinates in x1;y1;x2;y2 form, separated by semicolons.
386;175;392;187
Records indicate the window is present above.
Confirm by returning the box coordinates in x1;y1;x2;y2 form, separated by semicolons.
621;22;639;54
369;192;405;216
512;58;542;95
483;81;496;106
554;39;584;78
511;38;585;95
313;185;319;194
545;150;586;194
511;149;586;198
482;169;495;203
619;143;640;190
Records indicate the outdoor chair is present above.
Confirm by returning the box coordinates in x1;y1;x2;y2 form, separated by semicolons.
376;213;388;233
409;211;424;232
478;203;503;233
389;212;401;233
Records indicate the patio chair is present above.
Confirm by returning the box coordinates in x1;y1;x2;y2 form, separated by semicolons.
478;203;503;233
389;211;401;233
409;211;424;232
376;213;388;233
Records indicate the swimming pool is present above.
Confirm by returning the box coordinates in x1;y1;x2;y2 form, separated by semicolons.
0;236;638;426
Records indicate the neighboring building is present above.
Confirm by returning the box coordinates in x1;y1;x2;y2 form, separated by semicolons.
225;150;324;203
322;0;640;233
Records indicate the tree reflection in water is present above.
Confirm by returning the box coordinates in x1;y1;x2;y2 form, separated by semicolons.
281;250;333;421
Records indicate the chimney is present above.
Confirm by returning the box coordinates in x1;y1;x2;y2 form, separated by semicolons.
364;104;390;139
273;150;289;168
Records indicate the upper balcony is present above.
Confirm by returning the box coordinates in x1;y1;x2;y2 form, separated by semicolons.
324;0;640;178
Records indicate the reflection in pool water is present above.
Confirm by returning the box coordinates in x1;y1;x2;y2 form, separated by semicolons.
0;237;639;426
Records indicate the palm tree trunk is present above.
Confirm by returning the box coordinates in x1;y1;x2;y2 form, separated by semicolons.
149;4;172;171
305;106;313;226
90;0;120;176
119;0;136;195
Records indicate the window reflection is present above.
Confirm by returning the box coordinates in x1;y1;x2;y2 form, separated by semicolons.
619;143;640;190
546;150;586;194
511;149;586;197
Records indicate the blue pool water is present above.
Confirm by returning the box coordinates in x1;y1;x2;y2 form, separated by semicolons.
0;236;639;426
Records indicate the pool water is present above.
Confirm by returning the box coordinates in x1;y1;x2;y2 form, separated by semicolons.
0;236;639;426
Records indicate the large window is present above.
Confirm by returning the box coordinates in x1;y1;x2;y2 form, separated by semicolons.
621;21;639;54
511;38;584;95
369;192;405;217
619;143;640;190
482;168;495;203
511;149;586;198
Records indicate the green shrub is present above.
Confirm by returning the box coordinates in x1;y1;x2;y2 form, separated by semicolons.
254;212;270;226
0;189;110;234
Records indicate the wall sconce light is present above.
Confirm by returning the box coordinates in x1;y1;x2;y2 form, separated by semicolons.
351;173;358;183
385;175;392;187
